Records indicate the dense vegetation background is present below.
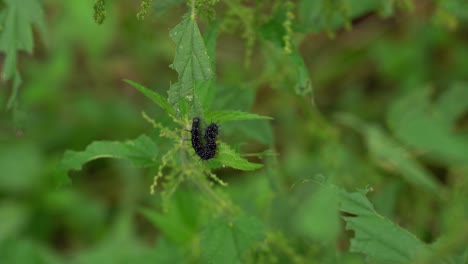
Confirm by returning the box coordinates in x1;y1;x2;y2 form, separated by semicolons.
0;0;467;263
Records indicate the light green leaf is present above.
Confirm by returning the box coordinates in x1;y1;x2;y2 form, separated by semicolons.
0;0;45;53
213;142;263;171
0;0;46;107
123;79;174;116
387;85;468;164
291;48;313;96
206;111;273;123
201;215;265;264
333;186;433;263
168;15;214;116
61;135;158;176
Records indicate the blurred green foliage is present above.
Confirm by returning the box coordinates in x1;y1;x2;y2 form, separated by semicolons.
1;0;468;263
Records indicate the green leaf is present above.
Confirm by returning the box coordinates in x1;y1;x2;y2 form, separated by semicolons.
290;48;313;96
168;15;214;116
201;215;265;264
336;187;433;263
364;126;442;194
60;135;158;176
387;85;468;164
336;114;442;194
260;10;313;96
0;0;45;78
212;142;263;171
206;111;273;123
0;0;46;108
123;79;175;116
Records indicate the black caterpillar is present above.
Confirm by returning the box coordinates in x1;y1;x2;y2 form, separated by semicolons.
190;117;218;160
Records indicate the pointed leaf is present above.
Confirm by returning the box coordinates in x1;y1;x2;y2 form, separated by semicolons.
336;187;433;263
206;111;273;123
168;15;214;115
123;79;174;116
212;142;263;171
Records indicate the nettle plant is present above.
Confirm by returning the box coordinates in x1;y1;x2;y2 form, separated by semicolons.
56;1;468;264
2;0;467;263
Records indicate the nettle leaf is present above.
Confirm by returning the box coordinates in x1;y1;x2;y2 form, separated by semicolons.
335;187;433;263
123;79;175;116
365;126;442;194
0;0;46;107
60;135;158;179
210;142;263;171
206;110;273;123
201;215;265;264
168;15;214;117
387;85;468;164
337;114;442;194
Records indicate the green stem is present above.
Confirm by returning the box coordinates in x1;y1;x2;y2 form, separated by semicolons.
191;0;196;20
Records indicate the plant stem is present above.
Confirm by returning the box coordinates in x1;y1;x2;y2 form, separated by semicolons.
191;0;196;20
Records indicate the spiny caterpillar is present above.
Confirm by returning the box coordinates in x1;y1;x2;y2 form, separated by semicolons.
190;117;218;160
